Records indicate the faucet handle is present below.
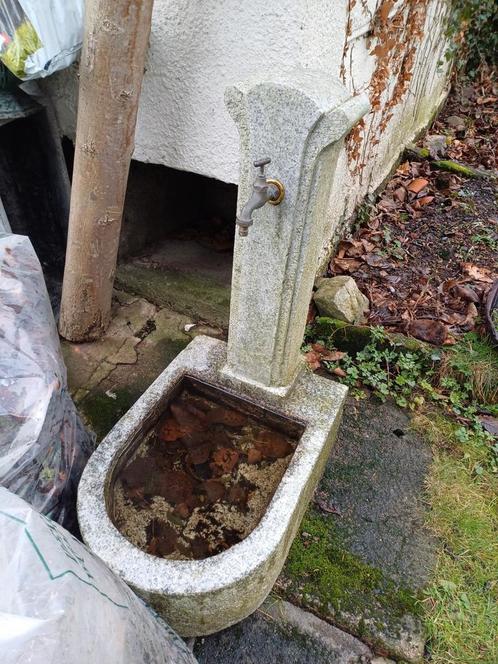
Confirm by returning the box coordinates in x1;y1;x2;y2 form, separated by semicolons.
253;157;271;176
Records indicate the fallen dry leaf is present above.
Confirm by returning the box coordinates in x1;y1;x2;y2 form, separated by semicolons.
206;407;247;428
146;470;194;503
203;479;225;503
305;350;321;371
407;318;448;345
452;284;480;303
461;262;494;284
247;448;263;464
210;448;239;476
146;519;178;557
255;431;294;459
158;416;193;442
407;178;429;194
478;415;498;437
332;257;362;273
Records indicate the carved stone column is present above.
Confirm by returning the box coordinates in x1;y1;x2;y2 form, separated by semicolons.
224;71;369;391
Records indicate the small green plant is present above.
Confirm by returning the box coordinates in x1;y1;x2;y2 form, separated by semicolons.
310;326;497;472
327;326;438;408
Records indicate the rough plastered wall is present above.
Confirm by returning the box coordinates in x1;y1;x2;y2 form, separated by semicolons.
43;0;451;267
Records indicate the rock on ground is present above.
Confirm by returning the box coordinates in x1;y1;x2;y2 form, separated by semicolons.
313;276;369;324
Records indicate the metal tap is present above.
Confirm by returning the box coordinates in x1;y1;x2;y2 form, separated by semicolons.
236;158;285;236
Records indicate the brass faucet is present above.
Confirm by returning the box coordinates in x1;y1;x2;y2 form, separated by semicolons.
236;158;285;236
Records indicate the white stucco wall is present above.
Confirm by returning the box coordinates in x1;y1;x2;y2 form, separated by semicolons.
43;0;451;261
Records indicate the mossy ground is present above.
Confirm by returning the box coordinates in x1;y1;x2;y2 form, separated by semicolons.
282;509;421;632
116;264;230;327
78;387;140;441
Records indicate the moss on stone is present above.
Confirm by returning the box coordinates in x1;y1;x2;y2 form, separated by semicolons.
281;508;422;657
313;316;430;355
116;264;230;327
79;387;139;441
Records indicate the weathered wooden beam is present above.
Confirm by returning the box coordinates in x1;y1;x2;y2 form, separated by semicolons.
59;0;154;341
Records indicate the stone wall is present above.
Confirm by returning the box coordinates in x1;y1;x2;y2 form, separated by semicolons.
42;0;450;266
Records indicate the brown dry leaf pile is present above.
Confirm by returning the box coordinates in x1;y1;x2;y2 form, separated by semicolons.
328;69;497;346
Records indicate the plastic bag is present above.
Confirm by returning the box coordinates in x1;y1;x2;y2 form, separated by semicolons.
0;233;94;531
0;487;198;664
0;0;83;80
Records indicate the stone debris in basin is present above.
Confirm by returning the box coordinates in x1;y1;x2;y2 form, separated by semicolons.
313;276;370;324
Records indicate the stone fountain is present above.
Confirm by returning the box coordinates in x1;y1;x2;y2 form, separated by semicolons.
77;70;369;636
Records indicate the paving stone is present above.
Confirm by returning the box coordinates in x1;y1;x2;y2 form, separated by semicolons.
279;396;435;663
63;294;191;439
194;596;373;664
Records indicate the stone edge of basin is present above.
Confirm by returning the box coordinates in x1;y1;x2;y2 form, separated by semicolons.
77;335;348;636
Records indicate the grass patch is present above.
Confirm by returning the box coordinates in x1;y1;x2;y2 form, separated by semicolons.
412;410;498;664
439;332;498;405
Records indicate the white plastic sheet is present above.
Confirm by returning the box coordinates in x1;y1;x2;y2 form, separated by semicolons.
0;487;198;664
0;234;94;531
0;0;83;80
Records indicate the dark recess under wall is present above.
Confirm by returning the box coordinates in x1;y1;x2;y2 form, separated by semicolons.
63;137;238;260
0;112;69;278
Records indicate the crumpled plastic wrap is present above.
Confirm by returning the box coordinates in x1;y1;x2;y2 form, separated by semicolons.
0;0;83;80
0;487;198;664
0;233;94;531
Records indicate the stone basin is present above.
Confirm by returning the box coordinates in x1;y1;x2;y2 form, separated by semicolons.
77;335;347;636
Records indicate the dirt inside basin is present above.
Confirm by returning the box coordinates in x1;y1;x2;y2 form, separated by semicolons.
110;379;303;560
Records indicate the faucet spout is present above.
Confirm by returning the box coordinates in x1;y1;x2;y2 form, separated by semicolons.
236;158;284;236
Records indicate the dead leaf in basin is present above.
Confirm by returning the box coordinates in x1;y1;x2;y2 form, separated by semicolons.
210;448;239;476
227;484;250;509
158;416;192;442
121;457;156;489
255;431;294;459
186;442;212;465
146;470;194;503
206;407;247;428
247;448;263;464
203;479;226;503
146;519;177;556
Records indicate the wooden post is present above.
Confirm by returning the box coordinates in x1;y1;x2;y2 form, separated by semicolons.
59;0;154;341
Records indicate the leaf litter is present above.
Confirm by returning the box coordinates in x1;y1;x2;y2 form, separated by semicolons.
112;386;298;560
327;69;497;346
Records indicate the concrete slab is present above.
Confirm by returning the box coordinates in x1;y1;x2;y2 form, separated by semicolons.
194;596;373;664
278;396;435;663
115;239;232;327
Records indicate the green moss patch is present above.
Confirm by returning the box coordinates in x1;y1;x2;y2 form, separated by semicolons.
281;508;422;653
78;387;139;441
